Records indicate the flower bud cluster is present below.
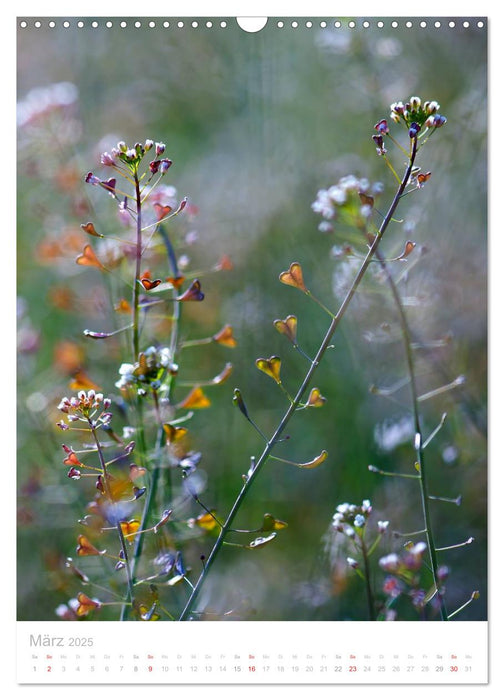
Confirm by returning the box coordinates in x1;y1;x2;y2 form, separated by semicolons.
57;390;112;428
379;541;427;575
332;499;373;538
378;541;434;613
116;345;178;392
98;140;172;175
388;96;447;132
311;175;383;230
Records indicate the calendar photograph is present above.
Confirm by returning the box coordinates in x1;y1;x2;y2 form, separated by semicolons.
16;12;488;684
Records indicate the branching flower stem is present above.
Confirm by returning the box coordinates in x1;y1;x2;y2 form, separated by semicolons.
121;231;182;620
89;422;134;618
178;137;420;621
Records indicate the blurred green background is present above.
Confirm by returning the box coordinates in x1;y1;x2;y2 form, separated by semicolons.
17;17;486;621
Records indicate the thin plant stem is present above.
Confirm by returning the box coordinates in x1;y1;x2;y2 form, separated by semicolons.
132;167;142;360
89;422;134;616
89;423;113;500
374;247;448;621
447;592;479;620
178;137;419;621
360;534;376;621
122;233;182;619
117;523;135;621
128;167;149;468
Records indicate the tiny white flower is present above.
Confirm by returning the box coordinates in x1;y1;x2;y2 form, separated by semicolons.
311;189;335;219
340;174;358;189
411;541;427;555
178;254;191;270
158;347;172;367
118;363;135;376
379;553;400;572
328;185;347;205
362;499;372;513
354;514;366;528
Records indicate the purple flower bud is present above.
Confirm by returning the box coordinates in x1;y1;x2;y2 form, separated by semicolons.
432;114;447;128
85;172;101;186
383;575;402;598
177;197;188;214
159;158;172;173
144;139;154;151
374;119;389;134
390;101;405;115
411;589;426;609
156;142;166;156
100;152;116;166
408;122;420;138
372;133;387;155
424;100;440;114
149;160;160;174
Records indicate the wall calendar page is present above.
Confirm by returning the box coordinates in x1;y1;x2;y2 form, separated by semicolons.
15;4;490;693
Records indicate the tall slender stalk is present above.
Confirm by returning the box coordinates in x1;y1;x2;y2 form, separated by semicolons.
375;247;448;620
178;137;419;621
122;225;183;620
360;536;376;621
89;422;135;615
132;168;143;360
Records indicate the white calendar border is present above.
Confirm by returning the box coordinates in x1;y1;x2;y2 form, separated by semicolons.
17;620;488;685
8;0;501;696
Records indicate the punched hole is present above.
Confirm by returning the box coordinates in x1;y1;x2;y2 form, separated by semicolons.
237;17;267;32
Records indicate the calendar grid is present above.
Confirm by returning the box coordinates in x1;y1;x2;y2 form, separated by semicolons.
17;621;488;684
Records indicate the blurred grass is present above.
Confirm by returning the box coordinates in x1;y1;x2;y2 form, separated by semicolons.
17;18;486;621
